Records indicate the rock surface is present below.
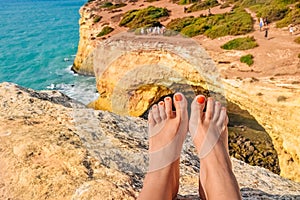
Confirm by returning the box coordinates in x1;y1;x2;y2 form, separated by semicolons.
1;82;300;199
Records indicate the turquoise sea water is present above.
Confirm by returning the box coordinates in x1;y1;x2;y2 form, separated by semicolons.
0;0;98;104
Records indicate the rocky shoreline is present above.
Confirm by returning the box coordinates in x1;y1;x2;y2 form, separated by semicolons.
1;82;300;199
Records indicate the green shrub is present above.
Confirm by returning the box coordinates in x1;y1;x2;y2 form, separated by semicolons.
97;26;114;37
178;0;198;5
256;5;289;22
276;8;300;27
101;2;113;8
220;2;231;9
166;16;195;32
295;37;300;44
240;0;266;7
204;9;253;38
186;0;219;12
100;2;126;10
181;23;209;37
221;36;258;50
166;8;253;38
240;54;254;66
119;6;169;28
237;0;299;26
93;15;102;23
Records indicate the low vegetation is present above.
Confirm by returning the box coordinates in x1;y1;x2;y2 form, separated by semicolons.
221;36;258;50
100;2;127;10
240;54;254;66
166;8;253;38
97;26;114;37
220;2;231;9
277;8;300;28
93;15;102;23
277;95;287;102
178;0;198;5
119;6;169;28
295;36;300;44
186;0;219;12
226;0;300;27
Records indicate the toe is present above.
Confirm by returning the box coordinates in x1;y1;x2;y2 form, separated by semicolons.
164;96;173;119
158;101;167;120
212;101;222;122
205;97;215;121
152;104;161;123
217;107;227;128
148;110;156;127
173;92;187;119
190;95;206;123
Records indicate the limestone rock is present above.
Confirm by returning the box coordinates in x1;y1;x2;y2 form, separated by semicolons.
90;33;222;116
1;82;300;199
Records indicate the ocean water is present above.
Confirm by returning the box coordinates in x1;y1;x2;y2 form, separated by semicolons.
0;0;98;104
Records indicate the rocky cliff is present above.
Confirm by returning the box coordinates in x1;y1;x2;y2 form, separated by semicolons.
72;0;300;183
1;82;300;199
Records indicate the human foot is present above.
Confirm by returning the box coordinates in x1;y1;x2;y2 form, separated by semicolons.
189;96;241;200
138;93;188;200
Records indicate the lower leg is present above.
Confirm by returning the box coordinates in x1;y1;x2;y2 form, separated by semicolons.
189;96;241;200
138;93;188;200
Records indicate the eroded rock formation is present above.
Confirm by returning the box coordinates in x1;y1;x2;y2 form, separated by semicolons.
90;34;222;116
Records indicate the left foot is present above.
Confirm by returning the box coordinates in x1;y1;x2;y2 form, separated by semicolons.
138;93;188;200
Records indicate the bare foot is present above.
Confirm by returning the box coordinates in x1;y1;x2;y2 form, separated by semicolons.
189;96;241;200
138;93;188;200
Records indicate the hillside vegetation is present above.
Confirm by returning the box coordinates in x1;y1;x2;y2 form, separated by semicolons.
119;6;169;28
113;0;299;38
186;0;219;12
228;0;300;27
221;36;258;50
166;8;253;38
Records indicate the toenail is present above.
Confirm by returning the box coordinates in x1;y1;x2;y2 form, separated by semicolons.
174;94;182;101
197;96;205;104
159;102;164;106
165;97;171;101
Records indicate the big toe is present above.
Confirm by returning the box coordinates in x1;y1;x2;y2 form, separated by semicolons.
189;95;206;137
173;92;188;120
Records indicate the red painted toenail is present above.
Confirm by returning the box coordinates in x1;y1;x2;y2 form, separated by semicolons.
159;102;164;106
175;94;182;101
197;96;205;104
166;97;171;101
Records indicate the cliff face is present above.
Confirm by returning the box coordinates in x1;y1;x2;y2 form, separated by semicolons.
1;82;300;199
72;0;300;182
223;79;300;182
72;6;104;75
85;33;300;182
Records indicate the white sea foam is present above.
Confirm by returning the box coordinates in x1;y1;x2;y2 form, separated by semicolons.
47;78;98;105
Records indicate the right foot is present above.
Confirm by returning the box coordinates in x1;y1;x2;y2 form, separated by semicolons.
189;95;241;200
138;93;188;200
